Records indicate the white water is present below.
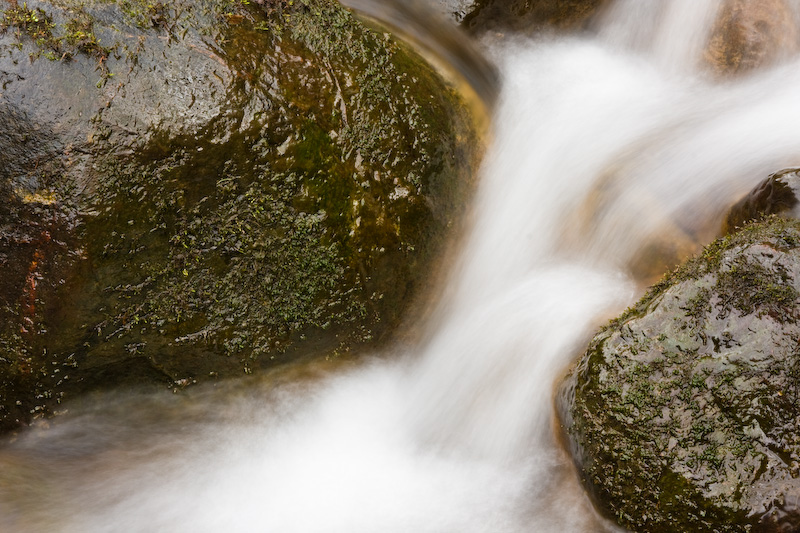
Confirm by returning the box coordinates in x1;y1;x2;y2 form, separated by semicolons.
5;1;800;531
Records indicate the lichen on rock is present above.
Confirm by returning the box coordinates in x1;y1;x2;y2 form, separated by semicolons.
0;0;480;432
560;217;800;532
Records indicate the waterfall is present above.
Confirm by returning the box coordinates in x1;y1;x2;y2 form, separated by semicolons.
4;1;800;531
597;0;724;72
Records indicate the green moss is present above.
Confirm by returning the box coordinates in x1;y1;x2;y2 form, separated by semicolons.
64;13;98;51
118;0;168;28
716;254;798;321
565;217;800;531
1;3;60;54
1;2;113;85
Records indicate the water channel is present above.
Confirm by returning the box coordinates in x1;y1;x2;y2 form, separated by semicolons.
4;1;800;531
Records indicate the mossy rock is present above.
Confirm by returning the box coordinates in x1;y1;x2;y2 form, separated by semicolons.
0;0;480;432
462;0;607;35
559;217;800;532
704;0;799;77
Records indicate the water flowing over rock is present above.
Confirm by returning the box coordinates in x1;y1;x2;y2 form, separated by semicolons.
338;0;500;108
724;168;800;234
0;0;480;432
461;0;607;35
704;0;800;75
559;217;800;532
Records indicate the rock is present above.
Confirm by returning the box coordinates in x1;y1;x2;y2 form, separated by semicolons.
559;217;800;532
0;0;480;432
704;0;800;75
339;0;500;108
461;0;608;35
561;169;711;287
724;168;800;234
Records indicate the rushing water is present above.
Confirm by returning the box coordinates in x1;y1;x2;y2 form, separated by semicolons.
5;1;800;531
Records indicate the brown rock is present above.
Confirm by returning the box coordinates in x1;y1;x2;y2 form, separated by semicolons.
704;0;800;75
561;170;706;287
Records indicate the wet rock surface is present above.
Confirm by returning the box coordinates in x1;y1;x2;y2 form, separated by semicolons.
559;217;800;532
0;0;479;432
461;0;607;35
724;168;800;235
563;169;709;287
704;0;800;75
435;0;480;23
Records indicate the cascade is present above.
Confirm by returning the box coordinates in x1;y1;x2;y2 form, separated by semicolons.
3;1;800;531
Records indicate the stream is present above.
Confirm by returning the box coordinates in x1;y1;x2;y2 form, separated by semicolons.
4;0;800;531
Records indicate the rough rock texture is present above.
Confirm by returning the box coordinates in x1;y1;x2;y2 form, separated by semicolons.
559;217;800;532
704;0;800;75
0;0;479;432
461;0;607;35
724;168;800;235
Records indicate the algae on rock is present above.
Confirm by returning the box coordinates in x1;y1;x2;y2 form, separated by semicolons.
0;0;480;432
559;217;800;532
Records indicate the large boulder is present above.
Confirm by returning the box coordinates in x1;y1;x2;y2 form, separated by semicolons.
0;0;480;431
559;217;800;532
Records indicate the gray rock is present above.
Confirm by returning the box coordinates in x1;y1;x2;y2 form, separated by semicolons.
559;217;800;532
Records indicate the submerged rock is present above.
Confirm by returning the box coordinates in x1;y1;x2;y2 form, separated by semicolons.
704;0;800;76
0;0;480;431
559;217;800;532
562;169;708;287
461;0;607;35
724;168;800;234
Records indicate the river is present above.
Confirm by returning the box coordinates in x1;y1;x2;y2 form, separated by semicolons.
4;0;800;531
